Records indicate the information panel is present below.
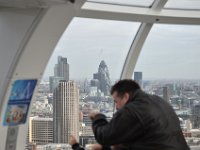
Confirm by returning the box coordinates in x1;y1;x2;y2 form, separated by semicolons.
3;79;37;126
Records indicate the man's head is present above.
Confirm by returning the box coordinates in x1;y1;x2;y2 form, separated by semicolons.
111;79;140;110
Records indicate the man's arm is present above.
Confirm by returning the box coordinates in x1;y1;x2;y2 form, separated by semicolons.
72;143;85;150
91;106;144;146
69;136;85;150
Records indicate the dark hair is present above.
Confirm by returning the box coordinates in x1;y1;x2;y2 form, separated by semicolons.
111;79;140;98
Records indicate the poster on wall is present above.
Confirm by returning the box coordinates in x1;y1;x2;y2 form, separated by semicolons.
3;79;37;126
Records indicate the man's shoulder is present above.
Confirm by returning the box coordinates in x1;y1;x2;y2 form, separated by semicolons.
124;92;170;116
132;91;167;106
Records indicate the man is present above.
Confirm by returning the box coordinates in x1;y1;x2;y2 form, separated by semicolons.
90;79;190;150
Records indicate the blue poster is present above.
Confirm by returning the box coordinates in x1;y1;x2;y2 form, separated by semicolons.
3;104;29;126
3;79;37;126
9;80;37;103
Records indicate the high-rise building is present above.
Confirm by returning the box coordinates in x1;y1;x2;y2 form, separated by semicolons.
79;117;96;147
166;83;175;95
54;64;58;77
49;76;64;93
93;60;111;96
54;56;69;81
191;104;200;128
163;86;170;103
134;72;143;88
28;117;53;145
53;80;79;143
90;79;99;88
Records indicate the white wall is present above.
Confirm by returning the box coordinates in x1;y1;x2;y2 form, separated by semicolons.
0;8;41;150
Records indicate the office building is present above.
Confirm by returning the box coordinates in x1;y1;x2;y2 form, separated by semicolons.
49;76;64;93
54;56;69;81
29;117;53;145
93;60;111;96
163;86;170;103
191;104;200;128
53;80;79;143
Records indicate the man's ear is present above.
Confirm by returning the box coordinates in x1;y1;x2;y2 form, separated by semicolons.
124;93;130;103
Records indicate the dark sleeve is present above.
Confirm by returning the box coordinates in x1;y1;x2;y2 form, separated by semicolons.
92;106;144;146
72;143;84;150
102;145;112;150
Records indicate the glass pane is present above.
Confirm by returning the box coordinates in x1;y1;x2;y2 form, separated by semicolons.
47;18;140;81
87;0;154;7
27;17;140;149
134;24;200;147
165;0;200;10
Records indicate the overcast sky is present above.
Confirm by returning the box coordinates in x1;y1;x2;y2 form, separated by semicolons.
44;17;200;80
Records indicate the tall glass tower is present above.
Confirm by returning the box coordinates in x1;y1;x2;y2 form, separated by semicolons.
54;56;69;81
53;80;79;143
93;60;111;96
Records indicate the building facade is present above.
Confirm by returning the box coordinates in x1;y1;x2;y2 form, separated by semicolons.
163;86;170;103
29;117;53;145
93;60;111;96
53;80;79;143
54;56;69;81
49;76;64;93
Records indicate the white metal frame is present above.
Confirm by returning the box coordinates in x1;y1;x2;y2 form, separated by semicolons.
77;0;200;78
121;0;167;79
79;2;200;24
0;1;86;150
0;0;200;150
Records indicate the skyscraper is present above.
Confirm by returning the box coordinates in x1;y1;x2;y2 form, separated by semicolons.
163;86;170;103
93;60;111;96
191;104;200;128
54;64;59;77
54;56;69;81
134;72;143;88
49;76;64;93
53;80;79;143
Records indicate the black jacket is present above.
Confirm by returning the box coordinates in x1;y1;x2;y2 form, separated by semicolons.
72;143;84;150
92;89;190;150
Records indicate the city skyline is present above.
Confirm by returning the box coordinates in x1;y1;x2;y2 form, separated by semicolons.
43;18;200;80
29;76;200;147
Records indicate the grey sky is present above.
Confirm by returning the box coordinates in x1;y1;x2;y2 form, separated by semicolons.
44;18;140;80
165;0;200;9
135;24;200;79
44;18;200;80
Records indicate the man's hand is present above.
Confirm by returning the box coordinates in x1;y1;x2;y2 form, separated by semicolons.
88;144;102;150
89;111;100;120
69;135;77;145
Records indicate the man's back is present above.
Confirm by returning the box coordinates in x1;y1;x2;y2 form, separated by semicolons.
92;89;190;150
123;89;189;149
